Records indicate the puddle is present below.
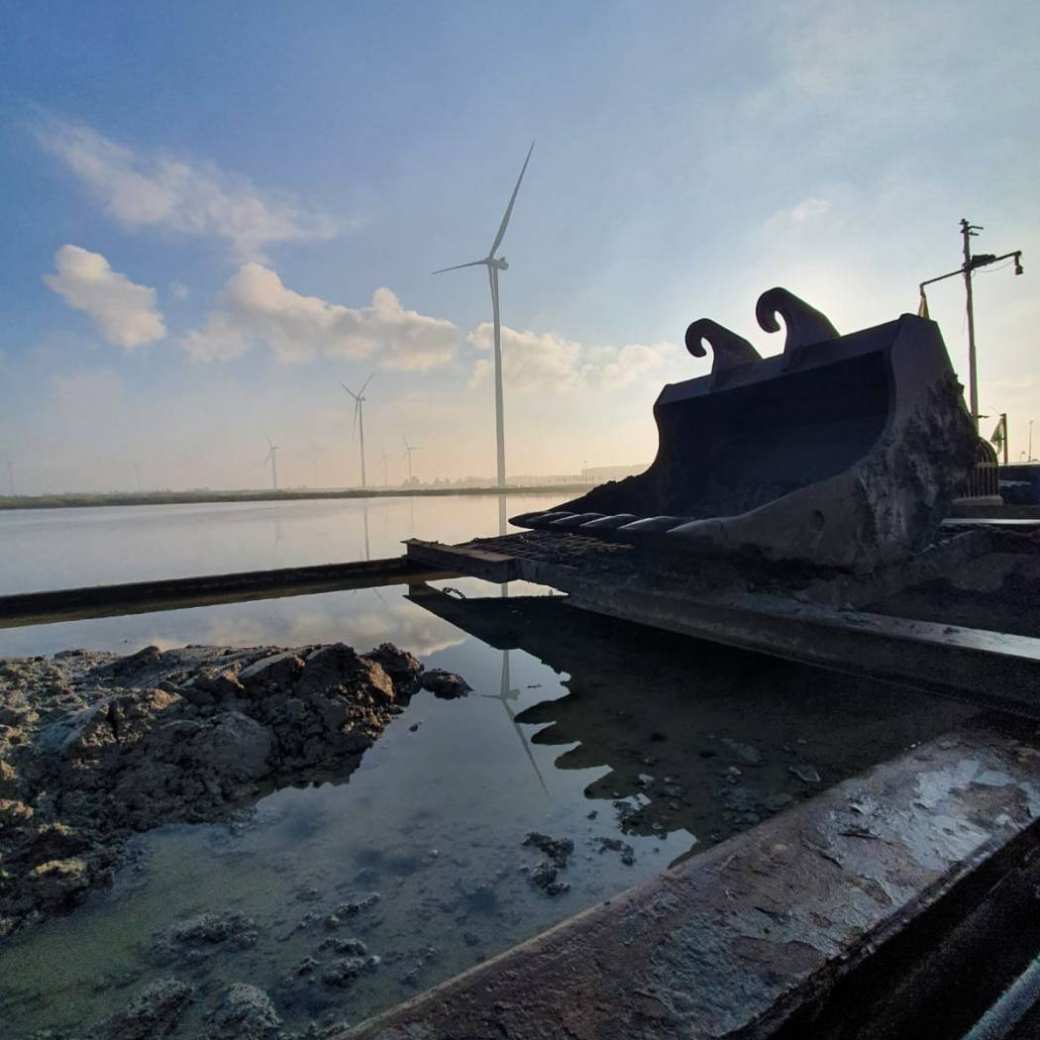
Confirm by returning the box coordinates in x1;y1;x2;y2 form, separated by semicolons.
0;585;976;1038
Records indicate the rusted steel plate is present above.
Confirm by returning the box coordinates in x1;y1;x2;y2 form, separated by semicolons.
343;723;1040;1040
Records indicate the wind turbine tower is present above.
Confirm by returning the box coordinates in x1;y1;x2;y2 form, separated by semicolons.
403;437;421;482
434;141;534;488
264;437;279;492
342;375;374;489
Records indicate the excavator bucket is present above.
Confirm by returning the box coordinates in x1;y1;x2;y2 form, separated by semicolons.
513;288;977;571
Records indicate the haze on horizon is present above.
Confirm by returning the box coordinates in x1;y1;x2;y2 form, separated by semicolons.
2;2;1037;496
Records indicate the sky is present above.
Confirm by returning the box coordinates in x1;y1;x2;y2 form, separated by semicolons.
1;1;1037;494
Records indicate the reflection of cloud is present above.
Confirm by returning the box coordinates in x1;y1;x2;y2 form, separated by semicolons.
288;603;465;657
134;599;468;659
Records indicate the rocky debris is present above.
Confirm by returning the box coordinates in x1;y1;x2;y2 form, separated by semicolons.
321;954;380;988
153;910;259;963
521;832;574;897
365;644;423;696
722;737;762;765
0;642;438;938
789;764;822;784
92;977;195;1040
386;945;439;988
522;832;574;868
205;983;281;1040
596;836;636;866
419;669;471;699
529;860;570;896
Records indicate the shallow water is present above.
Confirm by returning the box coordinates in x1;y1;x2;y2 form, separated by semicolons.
0;492;561;595
0;495;978;1036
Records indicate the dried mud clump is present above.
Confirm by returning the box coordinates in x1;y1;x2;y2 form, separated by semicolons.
0;641;434;938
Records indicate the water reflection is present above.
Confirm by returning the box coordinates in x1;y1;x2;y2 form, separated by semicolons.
407;587;978;848
0;492;565;596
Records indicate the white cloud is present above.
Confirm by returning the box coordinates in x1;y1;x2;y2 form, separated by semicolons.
467;323;670;393
36;118;339;261
43;245;165;349
765;196;832;230
182;263;458;369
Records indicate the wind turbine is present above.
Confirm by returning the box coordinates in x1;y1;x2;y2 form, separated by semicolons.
403;436;421;482
342;375;374;489
434;141;534;488
264;436;279;492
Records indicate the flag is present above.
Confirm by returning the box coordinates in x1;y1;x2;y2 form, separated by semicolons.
917;290;930;319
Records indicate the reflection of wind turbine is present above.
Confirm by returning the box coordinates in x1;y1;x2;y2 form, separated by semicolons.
403;437;421;481
264;436;279;491
361;500;371;561
434;141;534;488
342;375;374;489
482;650;549;797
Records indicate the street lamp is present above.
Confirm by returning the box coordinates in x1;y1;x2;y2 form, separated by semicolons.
918;220;1023;430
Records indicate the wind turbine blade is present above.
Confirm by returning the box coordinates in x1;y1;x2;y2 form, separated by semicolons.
359;372;375;396
489;140;534;258
432;259;488;275
341;382;359;401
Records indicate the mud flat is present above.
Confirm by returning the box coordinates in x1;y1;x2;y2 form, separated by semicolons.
0;640;467;940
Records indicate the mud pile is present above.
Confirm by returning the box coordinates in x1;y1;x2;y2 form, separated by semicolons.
0;640;455;939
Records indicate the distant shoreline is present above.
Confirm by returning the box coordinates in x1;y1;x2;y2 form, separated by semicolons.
0;484;593;512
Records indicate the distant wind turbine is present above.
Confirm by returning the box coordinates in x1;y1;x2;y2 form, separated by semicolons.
342;375;374;489
403;436;421;481
434;141;534;488
264;435;279;492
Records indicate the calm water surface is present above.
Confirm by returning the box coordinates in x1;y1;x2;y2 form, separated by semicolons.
0;493;563;595
0;495;973;1036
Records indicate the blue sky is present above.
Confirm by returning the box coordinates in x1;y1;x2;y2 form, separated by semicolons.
2;1;1037;493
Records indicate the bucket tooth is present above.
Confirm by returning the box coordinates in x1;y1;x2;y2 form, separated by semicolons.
509;511;549;527
523;511;574;530
616;516;687;538
549;512;605;529
578;514;639;532
531;288;977;570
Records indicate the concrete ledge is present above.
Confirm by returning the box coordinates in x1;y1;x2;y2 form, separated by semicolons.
344;723;1040;1039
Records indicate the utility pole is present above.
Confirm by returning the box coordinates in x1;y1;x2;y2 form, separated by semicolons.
918;220;1023;430
961;219;981;429
1000;413;1008;466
